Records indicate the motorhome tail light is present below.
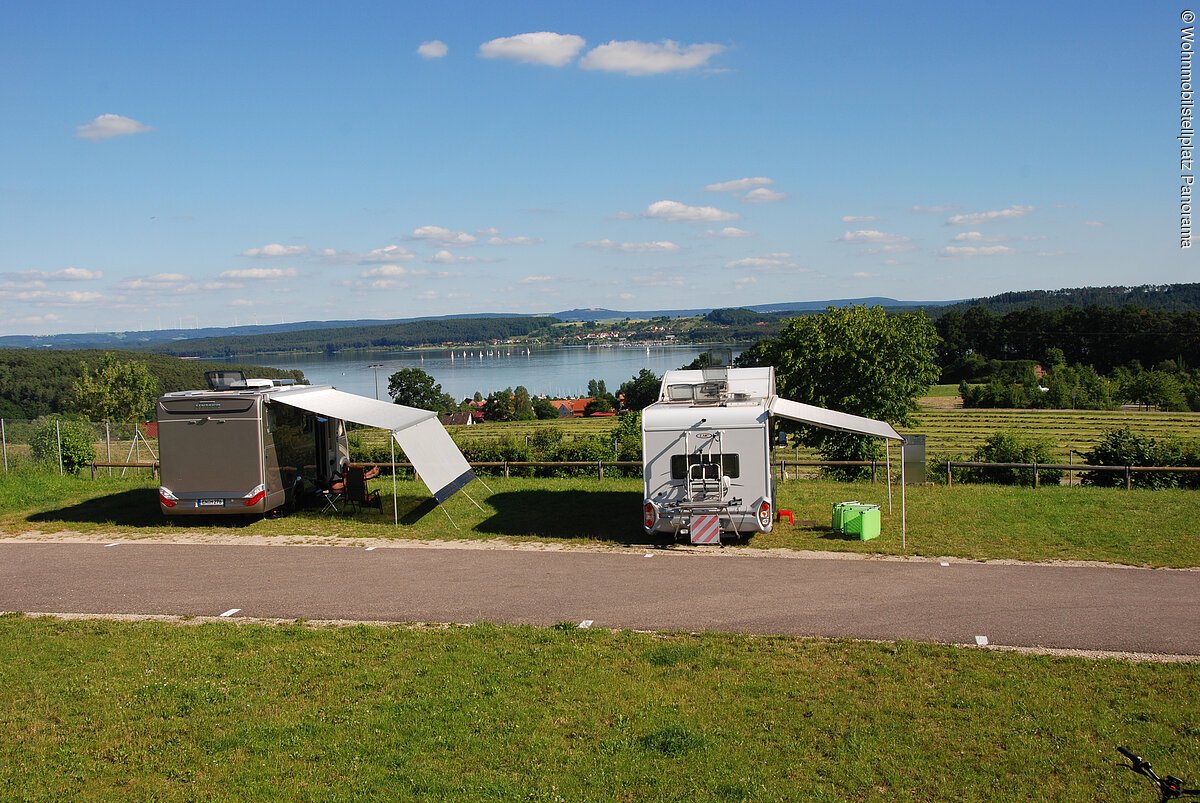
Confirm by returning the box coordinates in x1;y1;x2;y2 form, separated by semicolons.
758;500;772;528
159;487;178;508
243;484;267;507
643;502;657;530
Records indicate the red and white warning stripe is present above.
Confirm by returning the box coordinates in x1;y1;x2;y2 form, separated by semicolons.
690;514;722;545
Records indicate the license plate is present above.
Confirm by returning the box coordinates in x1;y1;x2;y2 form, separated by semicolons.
197;499;226;507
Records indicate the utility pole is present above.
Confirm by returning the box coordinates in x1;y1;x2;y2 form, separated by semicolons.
369;364;383;400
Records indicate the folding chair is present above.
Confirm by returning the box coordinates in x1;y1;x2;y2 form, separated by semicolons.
344;466;381;511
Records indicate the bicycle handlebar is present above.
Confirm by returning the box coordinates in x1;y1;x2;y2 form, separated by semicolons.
1118;746;1198;801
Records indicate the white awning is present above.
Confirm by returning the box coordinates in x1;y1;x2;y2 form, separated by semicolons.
270;387;475;503
769;397;903;441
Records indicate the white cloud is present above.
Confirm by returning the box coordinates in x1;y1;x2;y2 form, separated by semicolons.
417;40;448;59
580;39;724;75
946;205;1034;226
724;252;808;274
743;188;787;203
219;267;298;280
478;32;586;67
6;267;102;282
361;265;416;278
409;225;477;246
75;113;152;140
1085;220;1105;227
644;199;739;223
116;273;193;290
952;231;1008;243
241;243;309;258
11;290;105;304
841;215;877;223
939;245;1015;257
520;275;556;284
578;239;680;252
487;235;544;246
705;177;774;193
426;250;478;264
837;230;911;244
911;204;959;214
703;227;752;238
362;244;416;262
231;299;254;307
734;276;757;288
852;271;880;279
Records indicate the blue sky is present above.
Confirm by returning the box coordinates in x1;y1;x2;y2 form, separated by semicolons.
0;2;1187;335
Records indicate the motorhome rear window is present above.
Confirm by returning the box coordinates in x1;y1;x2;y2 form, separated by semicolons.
670;453;740;479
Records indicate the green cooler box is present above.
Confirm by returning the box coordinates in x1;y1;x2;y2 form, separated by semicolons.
832;501;861;532
840;503;881;541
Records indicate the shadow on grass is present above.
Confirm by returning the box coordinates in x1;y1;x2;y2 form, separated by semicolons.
25;488;257;529
476;490;651;544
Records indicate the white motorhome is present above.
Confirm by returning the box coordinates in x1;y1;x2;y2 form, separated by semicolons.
157;371;474;517
641;365;902;543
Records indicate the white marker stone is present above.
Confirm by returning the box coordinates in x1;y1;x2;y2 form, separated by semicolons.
578;620;593;629
975;635;989;646
219;608;241;618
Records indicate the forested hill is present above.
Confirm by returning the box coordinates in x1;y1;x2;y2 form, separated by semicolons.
934;283;1200;315
0;351;304;419
152;316;561;359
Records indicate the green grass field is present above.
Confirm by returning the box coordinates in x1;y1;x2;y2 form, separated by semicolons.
2;615;1197;801
3;472;1198;568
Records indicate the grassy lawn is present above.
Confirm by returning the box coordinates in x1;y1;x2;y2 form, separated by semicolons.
2;471;1198;568
2;615;1197;801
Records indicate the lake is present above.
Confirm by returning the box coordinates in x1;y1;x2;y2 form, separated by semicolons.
242;344;739;402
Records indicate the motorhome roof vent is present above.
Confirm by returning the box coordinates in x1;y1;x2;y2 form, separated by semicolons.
205;370;247;391
667;384;695;402
242;378;273;389
694;381;725;402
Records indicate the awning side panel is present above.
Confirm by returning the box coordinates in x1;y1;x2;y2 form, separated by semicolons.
269;387;435;431
394;417;476;503
769;397;902;441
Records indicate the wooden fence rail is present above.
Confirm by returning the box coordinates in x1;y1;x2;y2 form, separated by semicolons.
75;459;1200;489
944;461;1200;489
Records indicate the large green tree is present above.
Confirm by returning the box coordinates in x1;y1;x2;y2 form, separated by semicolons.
387;368;455;412
737;306;940;465
617;368;661;411
70;353;159;423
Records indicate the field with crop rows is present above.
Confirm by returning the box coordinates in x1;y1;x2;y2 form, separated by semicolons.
906;406;1200;461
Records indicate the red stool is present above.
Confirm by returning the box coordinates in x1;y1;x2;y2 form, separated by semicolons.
777;509;794;525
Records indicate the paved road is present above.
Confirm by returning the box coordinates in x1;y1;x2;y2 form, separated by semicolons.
2;541;1197;656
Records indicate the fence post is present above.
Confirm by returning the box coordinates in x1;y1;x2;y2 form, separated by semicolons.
504;460;510;479
56;420;63;475
871;460;877;484
1;419;6;473
1125;465;1132;491
598;461;604;480
1032;463;1039;489
105;421;112;477
946;460;952;487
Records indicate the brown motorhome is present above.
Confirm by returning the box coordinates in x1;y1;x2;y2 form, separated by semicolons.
156;372;347;515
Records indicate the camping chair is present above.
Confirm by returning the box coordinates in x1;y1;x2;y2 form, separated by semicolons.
344;466;381;511
319;462;348;513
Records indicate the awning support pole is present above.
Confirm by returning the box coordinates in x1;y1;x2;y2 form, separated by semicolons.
901;441;907;552
391;434;398;526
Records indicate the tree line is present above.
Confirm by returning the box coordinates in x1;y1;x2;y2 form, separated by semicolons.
152;316;561;358
0;349;303;419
